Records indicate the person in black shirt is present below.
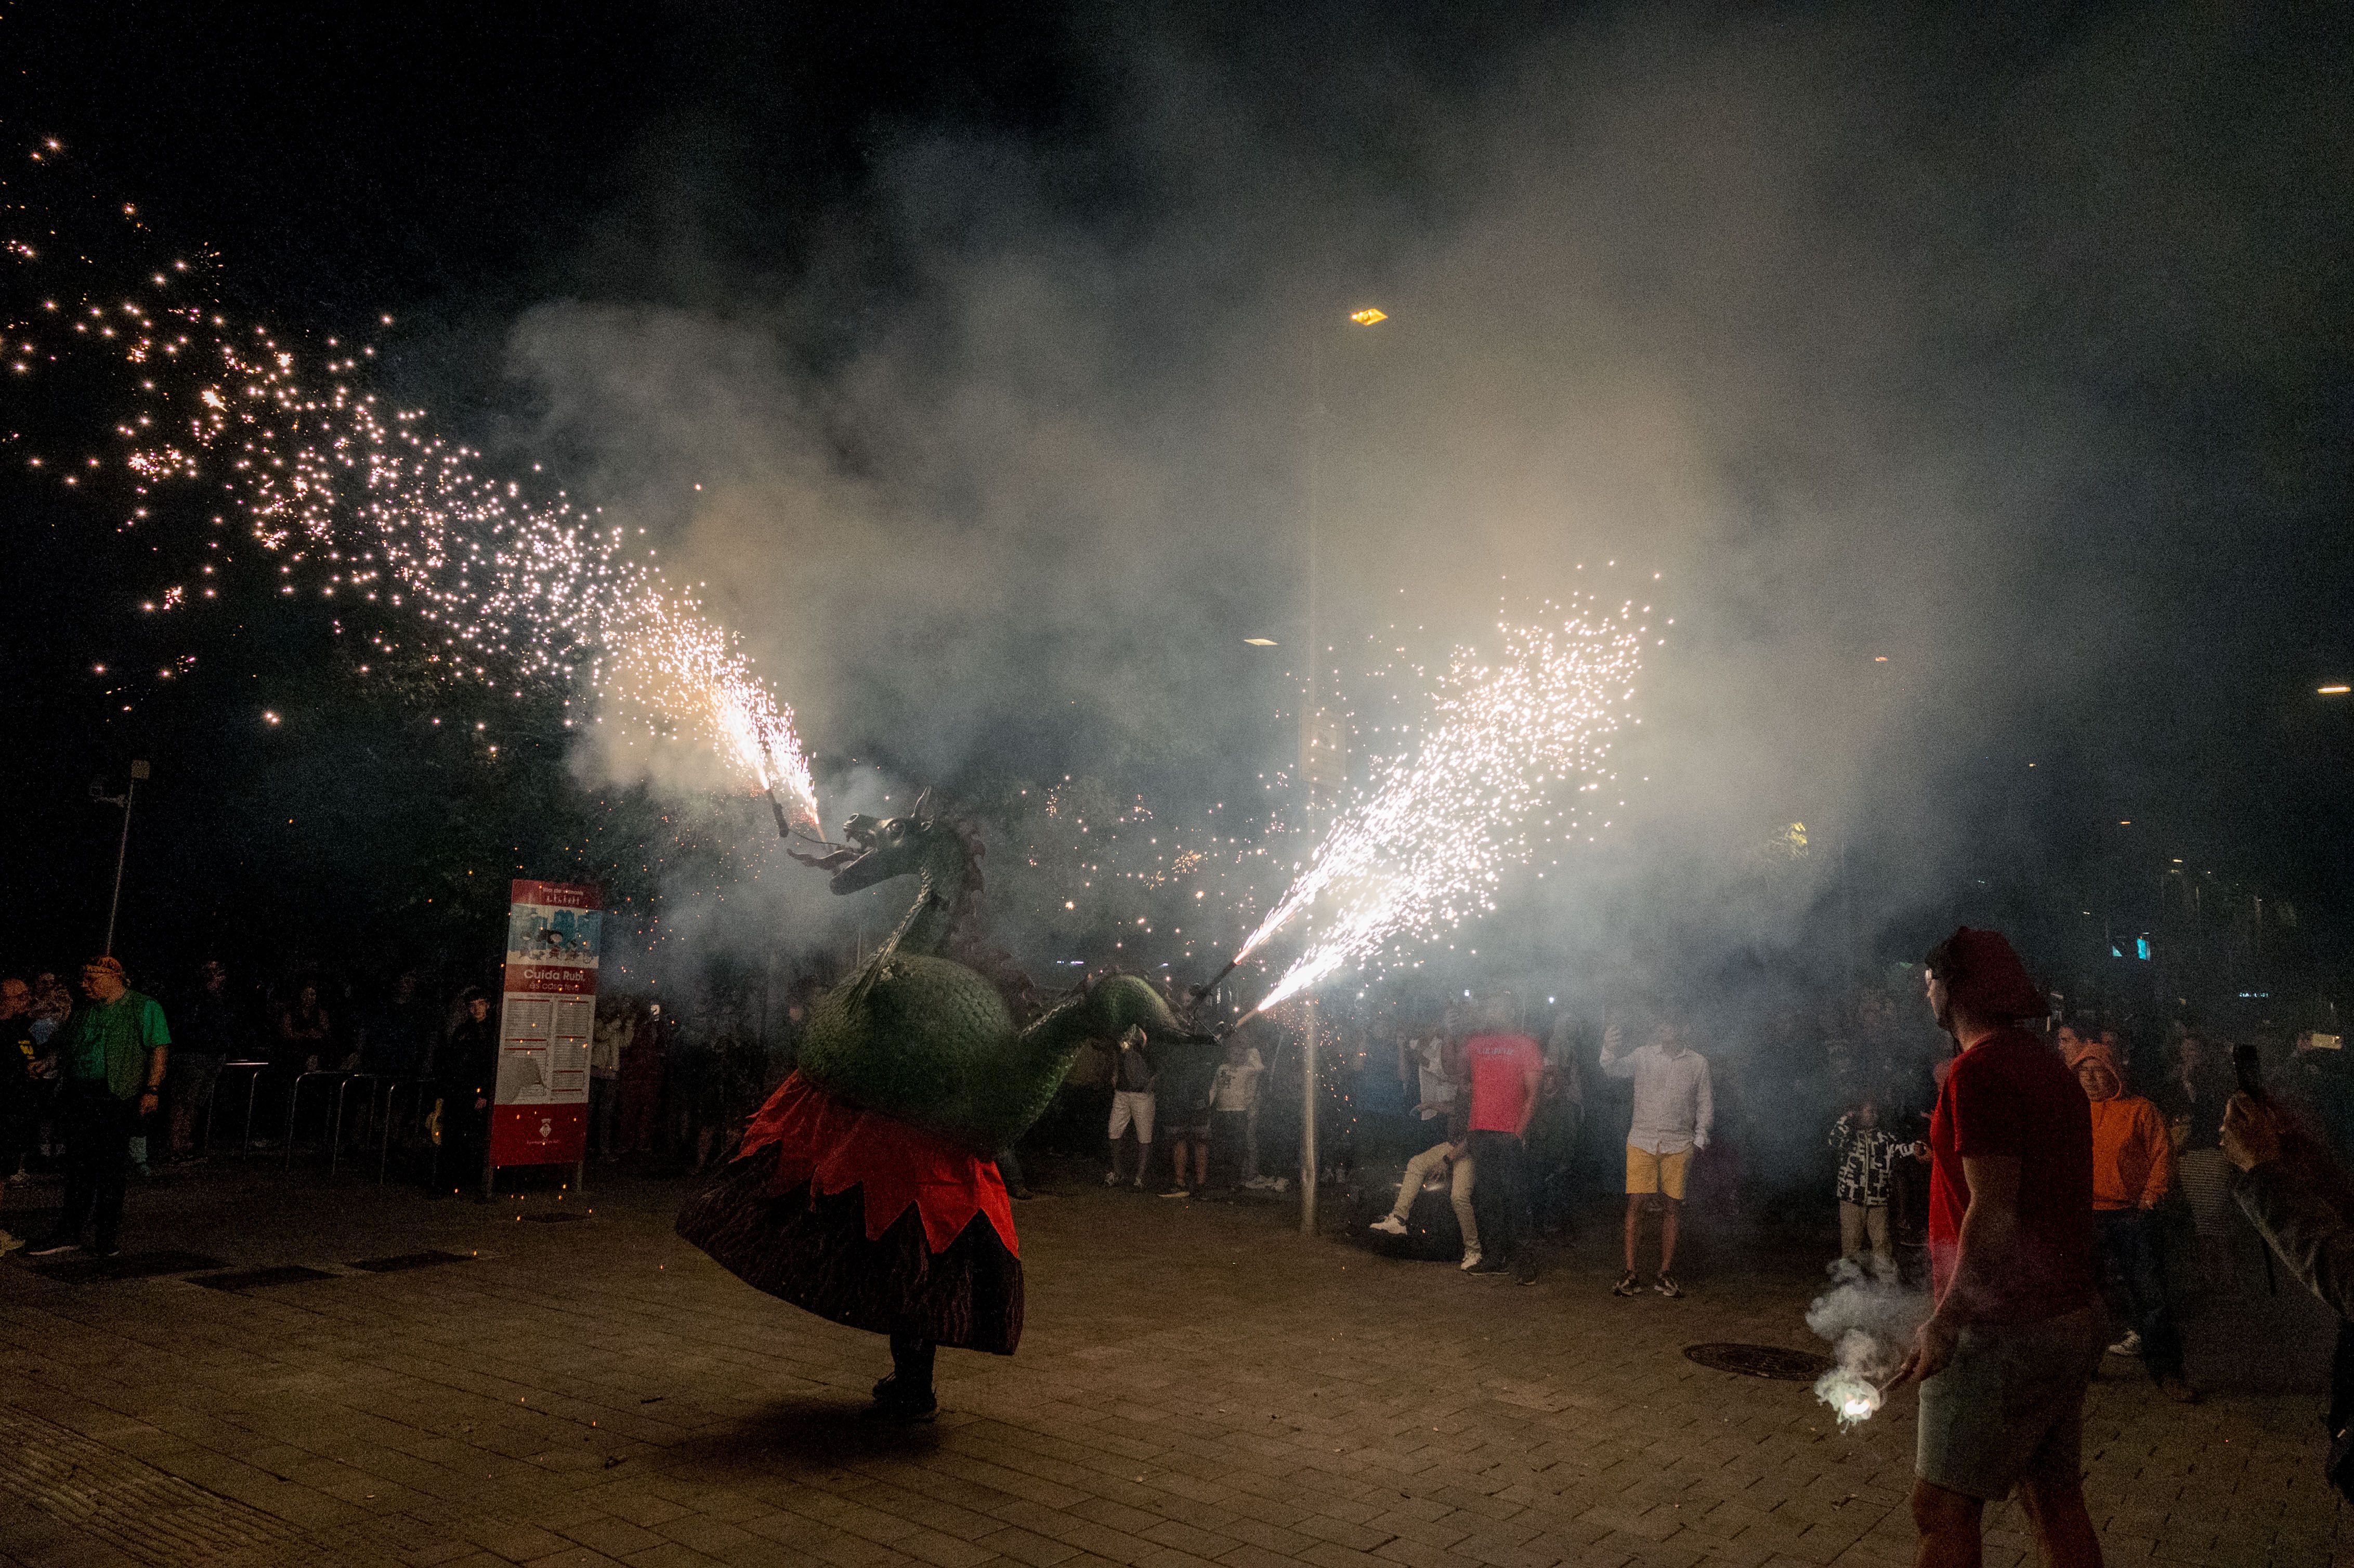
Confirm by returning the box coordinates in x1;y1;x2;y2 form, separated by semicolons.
2223;1092;2354;1501
0;977;39;1236
167;960;242;1160
2161;1033;2238;1290
435;988;499;1196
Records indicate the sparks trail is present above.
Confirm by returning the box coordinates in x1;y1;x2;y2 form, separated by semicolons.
1236;602;1647;1013
4;184;817;824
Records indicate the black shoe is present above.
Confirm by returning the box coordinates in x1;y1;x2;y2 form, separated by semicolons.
864;1375;938;1423
1513;1266;1539;1286
1467;1257;1510;1274
25;1236;79;1258
862;1394;937;1424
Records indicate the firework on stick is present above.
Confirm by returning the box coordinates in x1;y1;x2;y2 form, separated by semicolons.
1234;601;1646;1014
6;236;818;817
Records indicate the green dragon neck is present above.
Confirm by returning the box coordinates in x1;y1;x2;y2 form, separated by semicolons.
896;840;977;957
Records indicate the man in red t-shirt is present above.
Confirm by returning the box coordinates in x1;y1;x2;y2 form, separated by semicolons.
1460;996;1545;1284
1896;928;2103;1568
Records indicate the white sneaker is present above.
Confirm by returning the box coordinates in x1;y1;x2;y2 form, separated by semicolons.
2107;1330;2143;1357
1459;1249;1484;1271
1368;1214;1408;1236
1103;1171;1120;1187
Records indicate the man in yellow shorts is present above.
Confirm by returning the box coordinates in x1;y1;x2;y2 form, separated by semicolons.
1602;1016;1712;1297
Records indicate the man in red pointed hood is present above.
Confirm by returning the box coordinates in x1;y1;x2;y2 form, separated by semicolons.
1898;927;2104;1568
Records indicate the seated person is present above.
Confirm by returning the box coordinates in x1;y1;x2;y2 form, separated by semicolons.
1368;1089;1478;1269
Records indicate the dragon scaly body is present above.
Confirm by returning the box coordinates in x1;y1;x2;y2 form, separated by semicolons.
788;793;1206;1153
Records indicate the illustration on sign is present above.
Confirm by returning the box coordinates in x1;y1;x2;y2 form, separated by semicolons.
505;904;601;969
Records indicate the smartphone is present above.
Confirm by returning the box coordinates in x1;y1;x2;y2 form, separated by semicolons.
2231;1043;2266;1103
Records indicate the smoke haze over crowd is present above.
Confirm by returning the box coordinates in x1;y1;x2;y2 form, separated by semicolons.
480;5;2353;980
8;2;2350;1005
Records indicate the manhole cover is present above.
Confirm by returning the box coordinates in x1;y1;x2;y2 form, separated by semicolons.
1683;1343;1833;1381
350;1249;469;1272
191;1264;338;1291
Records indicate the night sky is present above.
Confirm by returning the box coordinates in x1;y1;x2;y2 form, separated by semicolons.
4;3;2351;1018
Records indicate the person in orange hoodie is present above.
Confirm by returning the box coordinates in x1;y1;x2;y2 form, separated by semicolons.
2070;1037;2195;1401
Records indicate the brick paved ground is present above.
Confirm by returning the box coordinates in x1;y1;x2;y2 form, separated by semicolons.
0;1156;2345;1568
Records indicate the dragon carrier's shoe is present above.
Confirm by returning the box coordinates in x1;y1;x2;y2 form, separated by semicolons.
676;794;1210;1355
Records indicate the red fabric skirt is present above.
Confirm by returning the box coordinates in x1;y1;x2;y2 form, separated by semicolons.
675;1073;1023;1353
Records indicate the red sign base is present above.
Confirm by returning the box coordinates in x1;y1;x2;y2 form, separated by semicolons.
490;1104;587;1168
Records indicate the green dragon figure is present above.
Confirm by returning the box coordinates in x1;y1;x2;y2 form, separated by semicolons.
788;790;1208;1153
681;787;1213;1421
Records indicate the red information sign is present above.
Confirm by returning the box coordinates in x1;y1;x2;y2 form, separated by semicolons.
488;880;601;1171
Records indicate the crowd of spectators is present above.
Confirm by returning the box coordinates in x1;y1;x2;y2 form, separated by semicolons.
0;951;820;1253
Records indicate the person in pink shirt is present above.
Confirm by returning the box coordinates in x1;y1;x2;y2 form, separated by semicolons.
1460;995;1545;1284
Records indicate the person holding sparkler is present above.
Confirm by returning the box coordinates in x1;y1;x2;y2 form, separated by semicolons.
1895;928;2104;1568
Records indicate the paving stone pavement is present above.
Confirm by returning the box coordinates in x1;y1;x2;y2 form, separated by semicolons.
1;1158;2346;1568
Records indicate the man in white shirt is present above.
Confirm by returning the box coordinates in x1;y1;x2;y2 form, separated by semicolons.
1207;1036;1264;1188
1601;1016;1712;1298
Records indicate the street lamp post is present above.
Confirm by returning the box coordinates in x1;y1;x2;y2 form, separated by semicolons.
91;759;150;957
1295;304;1387;1236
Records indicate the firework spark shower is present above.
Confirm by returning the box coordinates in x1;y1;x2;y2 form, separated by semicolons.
1246;598;1648;1012
8;242;818;823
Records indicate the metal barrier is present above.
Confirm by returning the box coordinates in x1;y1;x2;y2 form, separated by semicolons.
330;1073;429;1182
328;1072;382;1178
206;1061;272;1155
282;1070;354;1171
375;1078;433;1184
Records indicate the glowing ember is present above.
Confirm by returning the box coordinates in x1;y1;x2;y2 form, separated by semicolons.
1245;599;1645;1012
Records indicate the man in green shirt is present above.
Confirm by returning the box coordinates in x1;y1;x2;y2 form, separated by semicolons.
28;957;168;1258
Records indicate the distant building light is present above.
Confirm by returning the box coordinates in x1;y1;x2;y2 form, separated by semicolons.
1243;637;1277;647
1349;308;1388;325
2320;685;2350;695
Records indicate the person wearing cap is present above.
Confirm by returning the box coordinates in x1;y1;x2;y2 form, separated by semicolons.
27;957;170;1258
1895;927;2103;1568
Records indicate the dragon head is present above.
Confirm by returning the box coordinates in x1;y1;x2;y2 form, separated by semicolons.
793;788;978;898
